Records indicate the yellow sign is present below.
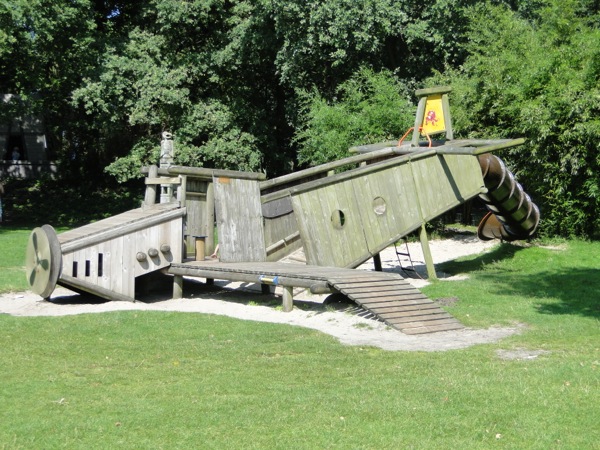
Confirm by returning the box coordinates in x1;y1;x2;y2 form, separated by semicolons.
421;94;446;135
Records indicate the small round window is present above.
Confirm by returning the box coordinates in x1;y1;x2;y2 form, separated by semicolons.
373;196;387;215
331;210;346;229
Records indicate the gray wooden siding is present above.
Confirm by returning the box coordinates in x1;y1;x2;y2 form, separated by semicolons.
291;154;484;268
214;177;266;262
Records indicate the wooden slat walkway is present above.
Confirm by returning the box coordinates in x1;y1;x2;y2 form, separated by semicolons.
326;273;463;335
169;261;463;334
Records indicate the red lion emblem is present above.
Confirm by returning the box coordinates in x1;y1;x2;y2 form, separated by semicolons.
425;110;438;127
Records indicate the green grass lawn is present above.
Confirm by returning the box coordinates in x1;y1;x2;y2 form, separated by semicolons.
0;227;598;449
0;226;32;293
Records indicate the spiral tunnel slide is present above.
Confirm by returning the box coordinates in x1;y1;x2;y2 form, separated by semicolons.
477;154;540;241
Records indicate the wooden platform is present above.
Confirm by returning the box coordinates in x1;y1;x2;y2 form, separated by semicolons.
169;261;463;335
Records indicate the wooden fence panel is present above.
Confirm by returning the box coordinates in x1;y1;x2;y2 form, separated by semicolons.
214;177;266;262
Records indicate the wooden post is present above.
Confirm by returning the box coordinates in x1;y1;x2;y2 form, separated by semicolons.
282;286;293;312
194;236;206;260
173;274;183;299
373;253;383;272
206;181;215;255
178;174;187;204
179;174;187;262
144;165;158;206
419;224;437;280
160;132;174;203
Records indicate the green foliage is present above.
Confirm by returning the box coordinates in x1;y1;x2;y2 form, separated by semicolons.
295;68;415;166
71;1;266;179
430;0;600;238
2;177;141;227
104;138;159;182
1;0;599;237
173;100;262;172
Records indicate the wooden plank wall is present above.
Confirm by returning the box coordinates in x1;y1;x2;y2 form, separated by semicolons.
214;177;266;262
414;154;483;221
353;163;422;255
60;217;183;298
184;178;211;257
293;179;366;268
262;196;302;262
291;154;484;268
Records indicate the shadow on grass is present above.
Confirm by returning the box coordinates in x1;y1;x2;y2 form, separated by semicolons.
436;244;600;319
436;244;525;275
489;268;600;318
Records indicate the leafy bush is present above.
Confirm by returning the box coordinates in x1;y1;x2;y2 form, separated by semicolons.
294;68;415;166
430;1;600;238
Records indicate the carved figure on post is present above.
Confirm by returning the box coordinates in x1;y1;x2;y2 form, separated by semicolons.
160;132;175;203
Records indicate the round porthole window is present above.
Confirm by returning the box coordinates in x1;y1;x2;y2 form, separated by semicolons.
373;196;387;215
331;210;346;229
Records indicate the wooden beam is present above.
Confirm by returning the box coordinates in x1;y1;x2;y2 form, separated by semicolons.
144;165;158;206
58;274;136;302
61;207;185;254
415;86;452;97
265;231;301;255
348;141;398;154
419;224;437;280
145;177;181;185
173;274;183;299
282;286;293;312
141;165;267;181
168;265;327;290
259;147;398;193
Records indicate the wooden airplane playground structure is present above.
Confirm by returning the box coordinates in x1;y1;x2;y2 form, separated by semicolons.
25;87;539;335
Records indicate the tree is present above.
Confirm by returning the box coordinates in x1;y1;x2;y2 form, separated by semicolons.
430;0;600;238
294;68;414;166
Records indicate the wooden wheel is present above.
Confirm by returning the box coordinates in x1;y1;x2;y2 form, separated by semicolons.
25;225;62;299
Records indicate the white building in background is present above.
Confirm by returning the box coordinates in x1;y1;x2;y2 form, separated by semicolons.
0;94;57;178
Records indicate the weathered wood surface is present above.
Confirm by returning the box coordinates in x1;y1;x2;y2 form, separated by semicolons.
57;203;183;299
259;146;399;195
214;177;266;263
326;273;463;334
169;261;463;334
141;165;266;181
261;195;303;262
58;274;136;303
290;153;484;268
184;178;212;257
58;203;183;249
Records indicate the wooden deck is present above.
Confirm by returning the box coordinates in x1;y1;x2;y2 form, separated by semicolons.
169;260;463;335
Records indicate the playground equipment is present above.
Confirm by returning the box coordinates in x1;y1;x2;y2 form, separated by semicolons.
477;153;539;241
25;86;539;334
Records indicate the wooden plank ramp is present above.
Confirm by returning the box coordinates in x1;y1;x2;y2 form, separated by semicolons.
326;273;463;335
169;261;463;335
